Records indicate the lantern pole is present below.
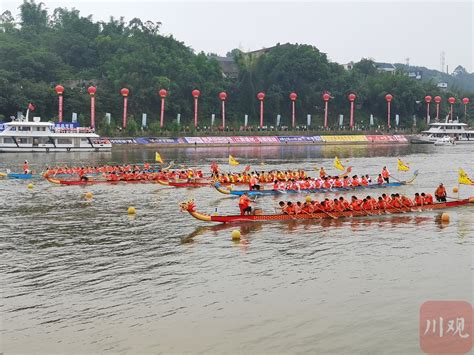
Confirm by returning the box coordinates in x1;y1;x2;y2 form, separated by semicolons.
87;86;96;129
121;88;129;129
289;93;297;128
159;89;167;128
160;97;165;128
194;97;198;128
222;100;226;129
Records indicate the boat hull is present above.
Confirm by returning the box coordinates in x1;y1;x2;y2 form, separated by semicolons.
183;198;473;224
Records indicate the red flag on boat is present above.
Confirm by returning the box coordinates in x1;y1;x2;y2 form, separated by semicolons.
28;103;35;111
244;165;251;171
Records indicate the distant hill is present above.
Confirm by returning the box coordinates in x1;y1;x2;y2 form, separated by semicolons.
394;64;474;94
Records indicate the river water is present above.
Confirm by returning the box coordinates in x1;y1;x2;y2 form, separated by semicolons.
1;144;473;354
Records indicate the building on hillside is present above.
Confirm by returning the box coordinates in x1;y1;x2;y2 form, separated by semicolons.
437;82;448;90
212;56;240;78
343;61;354;70
408;71;422;80
375;62;396;74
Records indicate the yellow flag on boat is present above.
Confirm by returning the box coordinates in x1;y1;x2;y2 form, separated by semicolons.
333;156;345;171
155;152;163;164
397;158;410;172
229;155;240;166
458;168;473;185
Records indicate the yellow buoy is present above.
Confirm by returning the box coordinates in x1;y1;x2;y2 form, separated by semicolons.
452;186;459;193
85;192;93;199
440;213;450;222
27;183;33;189
305;195;312;203
231;230;241;241
127;206;136;215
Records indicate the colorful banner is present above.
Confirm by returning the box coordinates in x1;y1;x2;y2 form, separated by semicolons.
278;136;316;143
321;135;368;142
106;135;408;145
366;135;408;142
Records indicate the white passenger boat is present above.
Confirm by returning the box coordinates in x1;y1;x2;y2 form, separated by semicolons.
0;117;111;152
433;136;456;146
411;119;474;144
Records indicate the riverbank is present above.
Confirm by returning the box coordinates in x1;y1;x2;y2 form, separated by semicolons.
107;134;411;147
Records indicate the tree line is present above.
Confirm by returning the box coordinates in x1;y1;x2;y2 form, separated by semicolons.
0;0;472;135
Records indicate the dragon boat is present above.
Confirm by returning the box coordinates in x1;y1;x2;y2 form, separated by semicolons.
213;171;418;197
45;176;161;185
179;196;474;224
0;172;34;179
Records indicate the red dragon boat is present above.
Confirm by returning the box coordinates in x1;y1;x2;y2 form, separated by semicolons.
179;197;474;224
45;176;161;185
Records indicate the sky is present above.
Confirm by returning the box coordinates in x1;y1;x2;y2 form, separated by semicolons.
2;0;473;72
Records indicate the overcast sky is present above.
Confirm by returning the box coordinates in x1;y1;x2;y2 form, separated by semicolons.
2;0;473;72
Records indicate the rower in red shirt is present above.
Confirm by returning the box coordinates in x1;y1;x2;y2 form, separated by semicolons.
413;193;424;206
422;193;433;204
239;193;253;215
377;174;384;185
360;176;369;186
333;177;343;188
339;197;351;211
351;196;362;211
377;197;387;210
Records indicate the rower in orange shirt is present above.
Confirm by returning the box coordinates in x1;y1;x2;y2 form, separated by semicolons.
381;166;390;183
238;193;253;215
377;174;384;185
401;195;413;207
360;176;369;186
283;201;296;215
377;197;387;210
350;196;362;211
333;176;343;188
339;196;351;211
319;167;327;178
413;193;424;206
434;183;447;202
422;192;433;204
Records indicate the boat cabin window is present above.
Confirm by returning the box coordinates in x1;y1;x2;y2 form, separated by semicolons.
2;137;14;143
19;126;31;131
57;138;73;145
18;138;29;144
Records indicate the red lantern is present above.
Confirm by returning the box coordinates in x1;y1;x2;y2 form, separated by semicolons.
323;93;330;102
192;89;200;98
159;89;168;98
55;85;64;122
55;85;64;95
448;97;456;104
434;96;442;104
385;94;393;102
348;93;356;102
425;95;432;103
289;92;297;101
219;92;227;101
121;88;129;97
88;86;96;96
257;92;265;101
